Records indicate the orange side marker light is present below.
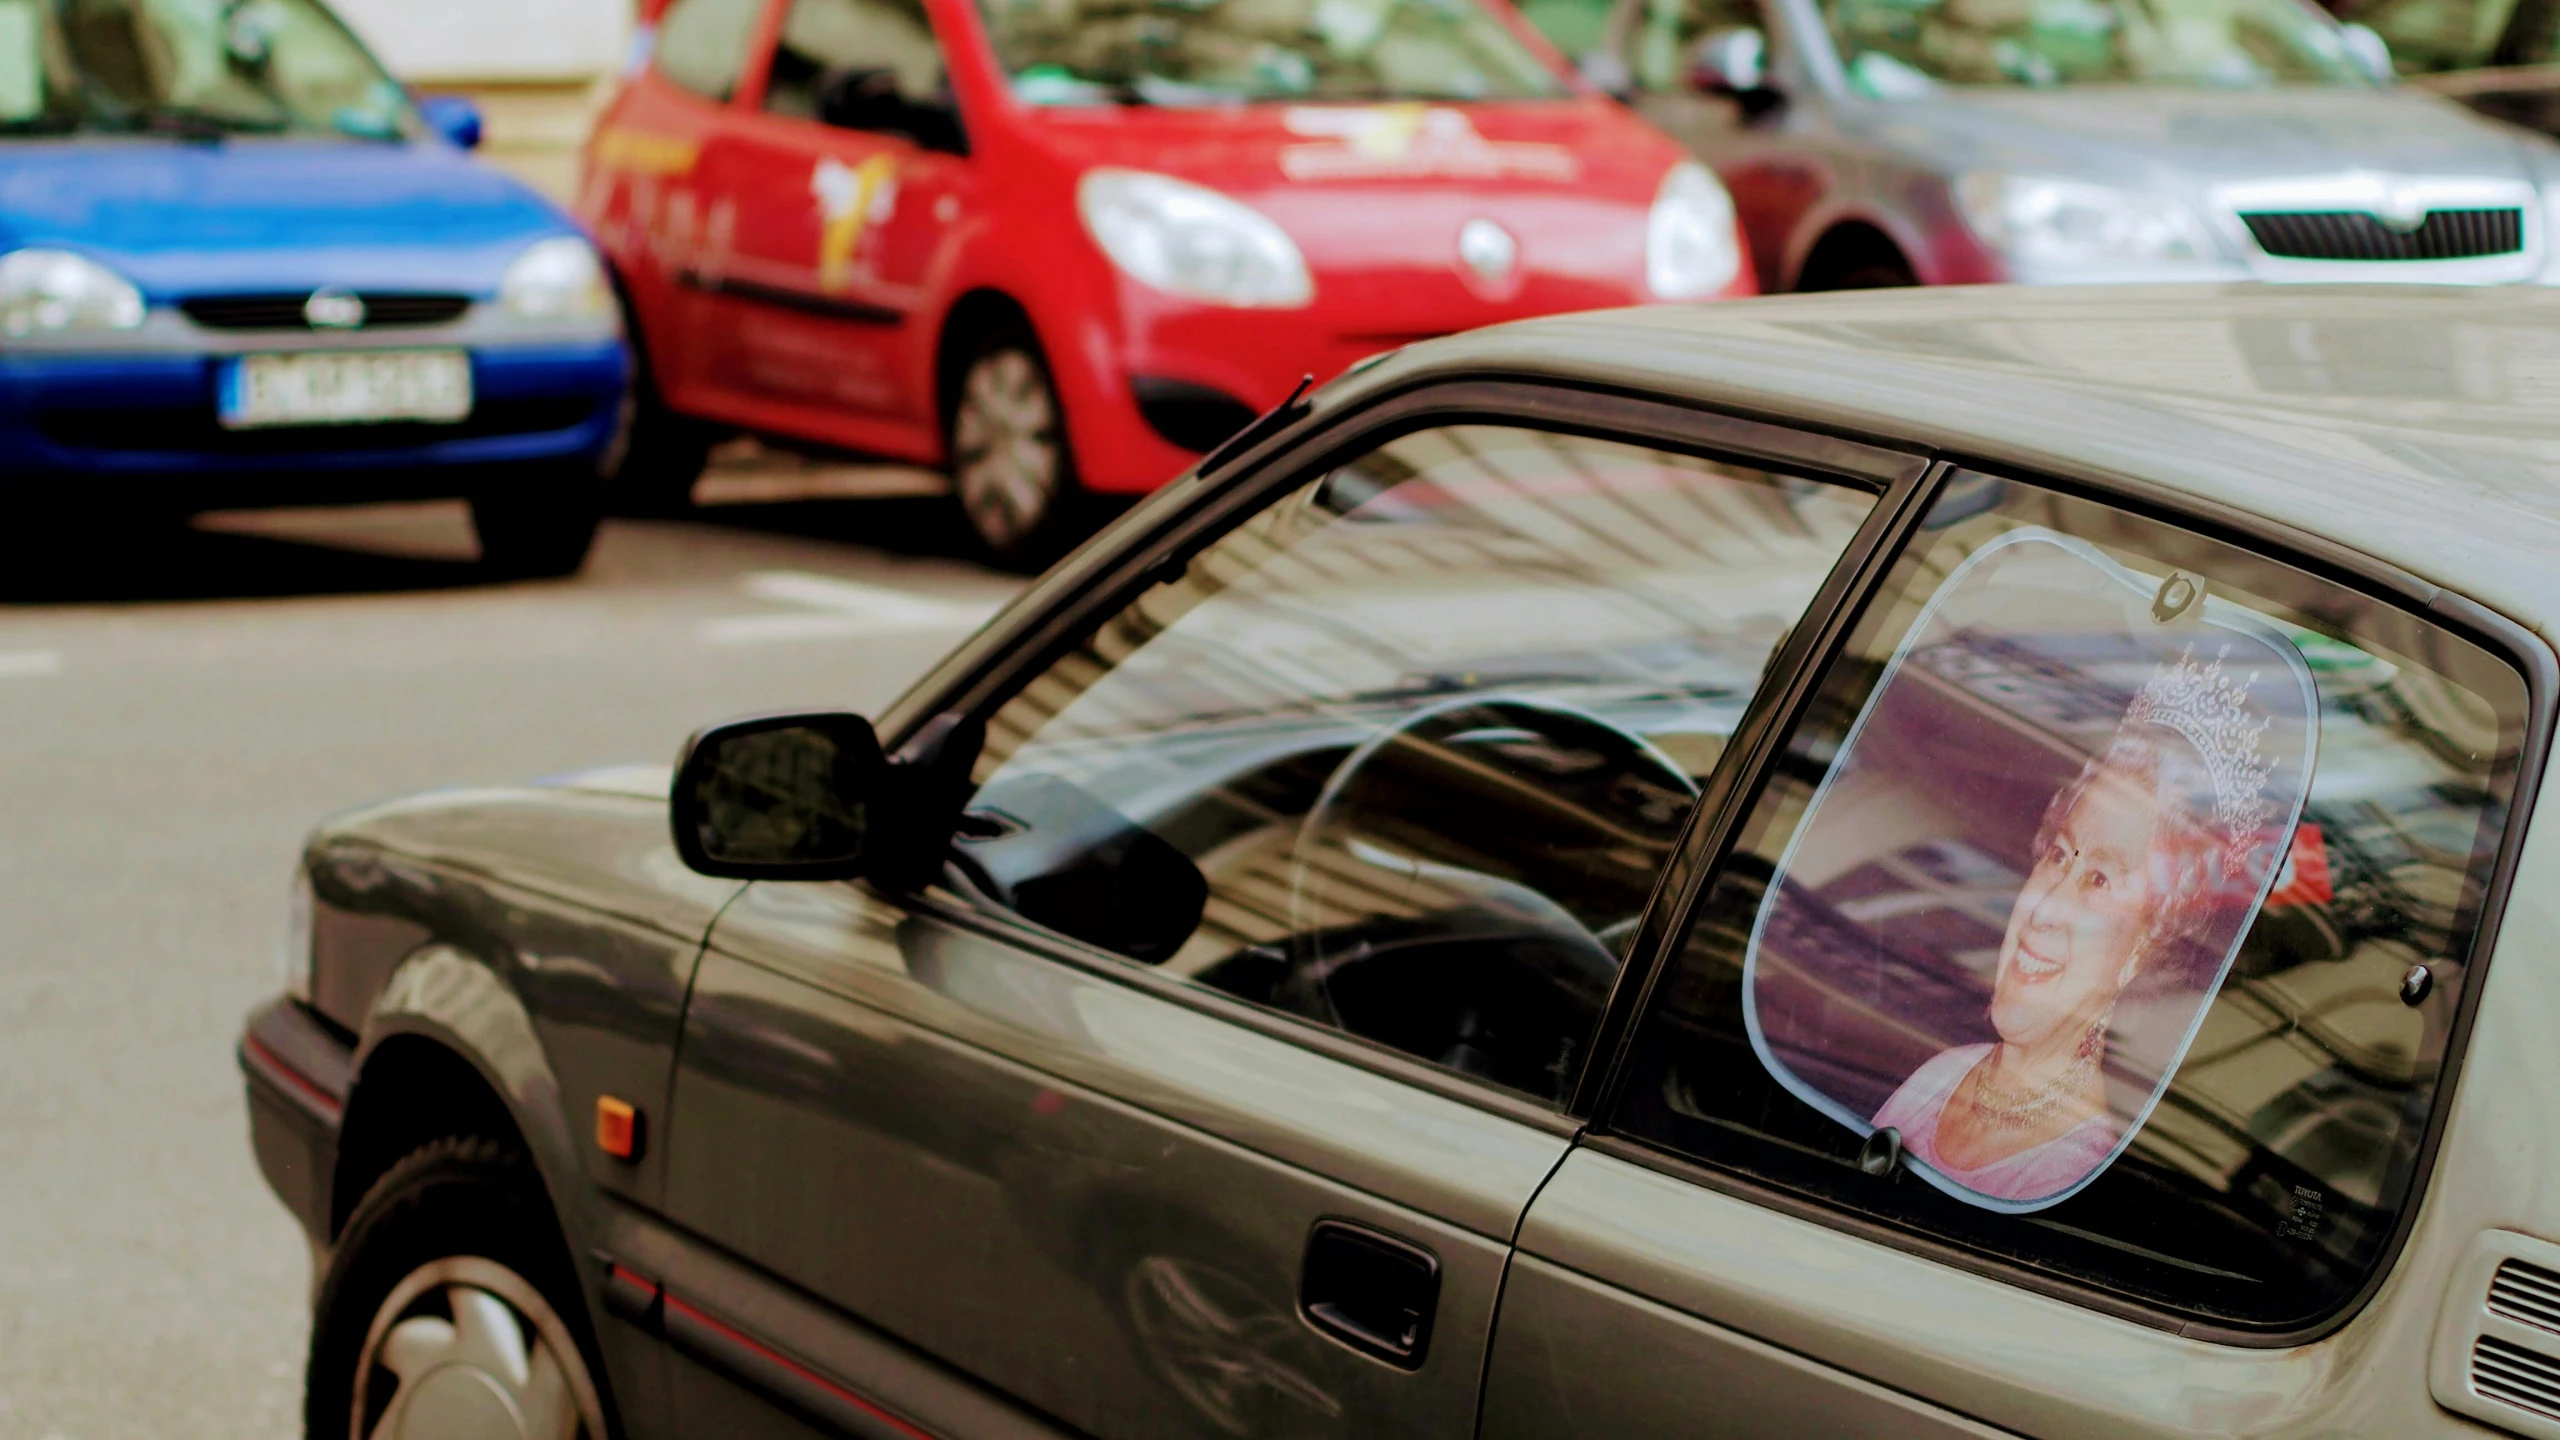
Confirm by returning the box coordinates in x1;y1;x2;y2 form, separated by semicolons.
596;1095;643;1161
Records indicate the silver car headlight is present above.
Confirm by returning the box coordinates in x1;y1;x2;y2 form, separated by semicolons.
0;249;146;338
1647;162;1743;299
1956;174;2217;273
501;236;615;321
279;868;316;1004
1079;168;1313;308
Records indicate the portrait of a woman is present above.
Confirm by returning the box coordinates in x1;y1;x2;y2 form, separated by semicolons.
1869;650;2271;1202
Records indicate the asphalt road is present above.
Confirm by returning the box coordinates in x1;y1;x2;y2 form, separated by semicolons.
0;490;1021;1439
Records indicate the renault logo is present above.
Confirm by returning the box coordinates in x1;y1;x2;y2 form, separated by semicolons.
304;288;367;329
1457;218;1518;284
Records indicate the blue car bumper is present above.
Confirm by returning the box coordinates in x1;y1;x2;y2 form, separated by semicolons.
0;337;627;509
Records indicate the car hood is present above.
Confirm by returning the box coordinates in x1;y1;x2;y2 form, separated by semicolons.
1026;98;1679;193
0;137;573;298
1857;85;2549;194
1022;99;1692;313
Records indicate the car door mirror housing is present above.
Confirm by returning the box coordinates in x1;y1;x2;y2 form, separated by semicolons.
672;711;888;879
2338;21;2393;83
415;94;483;150
1689;28;1780;113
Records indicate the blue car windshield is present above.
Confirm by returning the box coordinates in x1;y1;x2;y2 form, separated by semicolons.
0;0;415;138
975;0;1570;104
1821;0;2373;91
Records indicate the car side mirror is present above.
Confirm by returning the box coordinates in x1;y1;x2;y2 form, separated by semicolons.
415;94;483;150
2339;22;2394;83
672;712;887;879
1689;28;1781;114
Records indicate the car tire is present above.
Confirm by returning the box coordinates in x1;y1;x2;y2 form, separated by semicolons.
948;321;1090;572
606;351;716;517
305;1137;615;1440
472;467;604;580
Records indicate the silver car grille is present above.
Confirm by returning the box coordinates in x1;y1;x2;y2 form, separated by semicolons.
2240;208;2523;262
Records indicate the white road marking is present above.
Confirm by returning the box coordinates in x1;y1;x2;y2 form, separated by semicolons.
699;571;1006;645
0;649;62;678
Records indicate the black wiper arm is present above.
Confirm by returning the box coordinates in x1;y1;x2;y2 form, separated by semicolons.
118;104;288;141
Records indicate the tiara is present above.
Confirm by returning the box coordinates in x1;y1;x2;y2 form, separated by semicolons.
2123;646;2279;872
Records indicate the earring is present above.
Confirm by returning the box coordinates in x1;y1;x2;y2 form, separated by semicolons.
2076;1004;2114;1062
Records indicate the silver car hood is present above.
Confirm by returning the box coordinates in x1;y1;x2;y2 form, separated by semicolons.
1859;85;2543;188
1850;84;2556;279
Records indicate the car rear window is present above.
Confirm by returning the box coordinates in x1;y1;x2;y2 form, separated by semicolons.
1608;469;2533;1331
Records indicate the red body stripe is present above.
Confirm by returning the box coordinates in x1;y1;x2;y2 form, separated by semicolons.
661;1290;936;1440
244;1035;343;1116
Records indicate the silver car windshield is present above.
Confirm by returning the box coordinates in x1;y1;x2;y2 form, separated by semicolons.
0;0;415;138
974;0;1571;104
1820;0;2373;92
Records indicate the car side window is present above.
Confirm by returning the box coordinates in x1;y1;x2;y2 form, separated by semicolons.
656;0;769;101
964;422;1877;1103
1608;470;2531;1330
761;0;947;123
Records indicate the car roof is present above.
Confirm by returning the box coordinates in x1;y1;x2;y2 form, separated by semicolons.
1365;284;2560;640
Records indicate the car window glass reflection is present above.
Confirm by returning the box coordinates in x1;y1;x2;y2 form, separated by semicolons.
762;0;947;120
1612;471;2529;1328
9;0;413;137
966;424;1875;1101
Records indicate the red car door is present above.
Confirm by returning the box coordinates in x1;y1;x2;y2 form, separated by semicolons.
703;0;973;455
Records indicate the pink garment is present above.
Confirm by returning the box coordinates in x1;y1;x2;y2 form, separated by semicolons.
1871;1043;2120;1203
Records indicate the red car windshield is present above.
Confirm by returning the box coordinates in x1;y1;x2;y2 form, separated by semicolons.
0;0;414;137
977;0;1570;104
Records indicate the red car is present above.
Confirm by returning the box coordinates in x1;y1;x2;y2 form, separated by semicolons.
583;0;1749;563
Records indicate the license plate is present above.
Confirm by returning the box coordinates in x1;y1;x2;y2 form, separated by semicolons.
218;350;473;429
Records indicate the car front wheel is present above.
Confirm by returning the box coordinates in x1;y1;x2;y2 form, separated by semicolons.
306;1137;613;1440
949;325;1087;570
471;467;604;579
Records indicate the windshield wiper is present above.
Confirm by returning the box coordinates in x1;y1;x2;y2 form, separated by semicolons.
111;104;289;142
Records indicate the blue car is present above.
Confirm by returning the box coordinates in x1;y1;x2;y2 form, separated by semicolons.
0;0;628;576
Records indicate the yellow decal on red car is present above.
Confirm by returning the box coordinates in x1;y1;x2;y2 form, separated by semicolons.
592;126;701;177
813;154;899;293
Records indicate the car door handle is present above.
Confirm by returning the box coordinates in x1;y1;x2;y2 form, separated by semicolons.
1298;1219;1441;1370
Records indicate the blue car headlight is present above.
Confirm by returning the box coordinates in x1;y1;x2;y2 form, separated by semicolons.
0;249;146;338
501;236;615;322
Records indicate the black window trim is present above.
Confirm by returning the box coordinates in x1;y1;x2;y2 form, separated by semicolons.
865;374;1930;1127
1574;451;2560;1350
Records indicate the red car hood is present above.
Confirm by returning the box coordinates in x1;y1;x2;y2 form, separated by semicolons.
1021;98;1685;291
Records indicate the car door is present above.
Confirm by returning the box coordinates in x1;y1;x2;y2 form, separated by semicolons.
1482;466;2542;1436
648;396;1921;1437
694;0;969;437
597;0;780;412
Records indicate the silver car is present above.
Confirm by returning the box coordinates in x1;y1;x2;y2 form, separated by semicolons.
248;283;2560;1439
1541;0;2560;289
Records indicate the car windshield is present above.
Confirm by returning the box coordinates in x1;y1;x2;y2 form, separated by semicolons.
974;0;1571;104
1820;0;2372;93
0;0;415;138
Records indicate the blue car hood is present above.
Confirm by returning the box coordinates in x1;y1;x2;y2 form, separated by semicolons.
0;137;572;299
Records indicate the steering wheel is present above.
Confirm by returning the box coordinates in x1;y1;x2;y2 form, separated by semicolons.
1273;694;1701;1093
